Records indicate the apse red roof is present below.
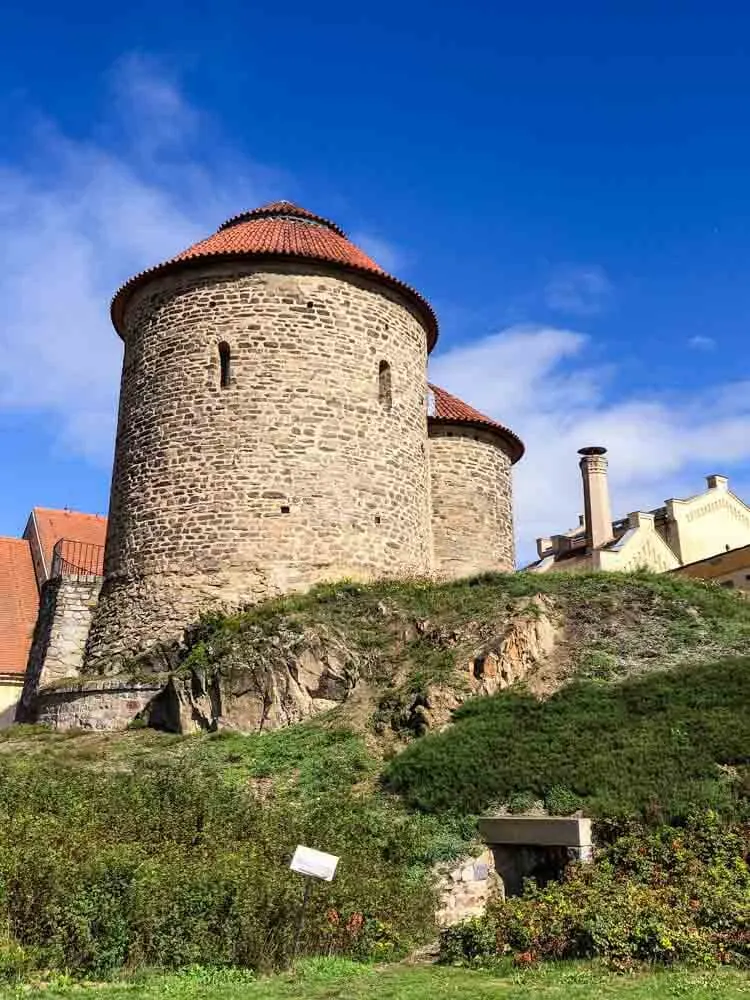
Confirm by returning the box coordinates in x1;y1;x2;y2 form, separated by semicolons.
111;200;438;349
0;538;38;676
427;384;525;463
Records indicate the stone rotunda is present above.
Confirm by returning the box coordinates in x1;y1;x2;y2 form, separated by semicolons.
85;201;524;666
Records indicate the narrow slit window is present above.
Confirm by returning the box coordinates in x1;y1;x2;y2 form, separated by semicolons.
218;342;231;389
378;360;392;410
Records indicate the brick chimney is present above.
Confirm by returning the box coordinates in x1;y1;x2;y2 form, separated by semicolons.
578;446;614;550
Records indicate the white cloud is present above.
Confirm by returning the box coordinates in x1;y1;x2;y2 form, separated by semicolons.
351;232;403;272
429;325;750;564
0;56;276;464
688;335;716;350
545;264;613;316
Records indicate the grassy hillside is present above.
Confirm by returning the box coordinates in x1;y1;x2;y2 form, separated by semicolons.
1;571;748;980
384;657;750;821
163;570;750;735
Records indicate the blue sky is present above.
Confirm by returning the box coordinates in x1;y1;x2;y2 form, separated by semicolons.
1;2;750;562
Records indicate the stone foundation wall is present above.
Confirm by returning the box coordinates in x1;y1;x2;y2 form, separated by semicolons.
19;577;101;720
436;849;500;926
429;425;515;578
34;679;163;731
86;261;432;666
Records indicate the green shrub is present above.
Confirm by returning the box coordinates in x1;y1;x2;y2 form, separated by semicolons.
439;817;750;968
543;786;581;816
440;917;499;966
0;756;440;976
384;658;750;822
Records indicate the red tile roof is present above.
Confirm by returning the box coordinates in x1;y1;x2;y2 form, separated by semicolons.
30;508;107;579
0;538;39;675
111;200;438;349
427;384;525;463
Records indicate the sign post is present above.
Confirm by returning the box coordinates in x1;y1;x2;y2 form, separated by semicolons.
289;845;340;963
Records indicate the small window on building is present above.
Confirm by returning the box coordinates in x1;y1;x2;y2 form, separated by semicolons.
378;360;392;410
218;342;231;389
280;505;290;514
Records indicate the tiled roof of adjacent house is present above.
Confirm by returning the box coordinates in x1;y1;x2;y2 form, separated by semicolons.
30;508;107;579
427;384;525;463
0;538;39;675
111;200;438;349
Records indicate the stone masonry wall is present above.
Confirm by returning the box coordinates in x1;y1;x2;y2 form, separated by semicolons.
35;679;163;730
429;425;514;578
436;849;501;926
19;577;101;720
86;261;432;666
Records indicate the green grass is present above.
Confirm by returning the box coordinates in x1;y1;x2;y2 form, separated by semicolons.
0;722;376;797
4;960;749;999
384;657;750;821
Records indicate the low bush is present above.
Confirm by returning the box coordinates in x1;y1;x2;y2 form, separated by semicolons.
440;817;750;968
0;753;443;977
385;658;750;822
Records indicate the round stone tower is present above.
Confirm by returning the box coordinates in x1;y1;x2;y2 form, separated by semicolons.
427;384;524;577
86;201;438;664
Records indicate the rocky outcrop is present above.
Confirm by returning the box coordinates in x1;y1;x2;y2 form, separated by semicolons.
403;595;560;731
469;595;558;696
142;626;359;733
31;592;559;734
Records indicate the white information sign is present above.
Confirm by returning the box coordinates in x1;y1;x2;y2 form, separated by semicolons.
290;844;339;882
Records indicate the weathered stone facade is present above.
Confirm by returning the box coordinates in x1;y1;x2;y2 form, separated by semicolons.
74;201;525;681
429;425;515;577
436;849;501;926
86;262;433;664
34;678;162;730
19;577;101;719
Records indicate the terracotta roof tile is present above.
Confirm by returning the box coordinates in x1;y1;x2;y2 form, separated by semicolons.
111;201;438;349
30;508;107;579
0;538;39;675
219;200;347;235
427;383;525;464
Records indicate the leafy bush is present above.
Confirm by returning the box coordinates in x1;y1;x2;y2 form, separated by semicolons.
0;755;441;976
385;659;750;822
439;817;750;968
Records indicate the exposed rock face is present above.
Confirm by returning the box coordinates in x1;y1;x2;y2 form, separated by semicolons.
404;595;559;731
142;626;359;733
469;595;558;696
30;592;558;734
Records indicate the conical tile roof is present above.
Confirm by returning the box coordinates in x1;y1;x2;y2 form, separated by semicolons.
427;383;525;463
111;200;437;347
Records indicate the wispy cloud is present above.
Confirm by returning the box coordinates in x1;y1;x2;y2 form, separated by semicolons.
351;232;403;272
0;56;278;463
429;324;750;563
544;264;613;316
688;335;716;350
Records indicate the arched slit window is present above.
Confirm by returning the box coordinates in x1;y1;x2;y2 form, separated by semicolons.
218;342;231;389
378;360;392;410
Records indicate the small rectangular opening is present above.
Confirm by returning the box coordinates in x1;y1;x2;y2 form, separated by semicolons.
280;505;290;514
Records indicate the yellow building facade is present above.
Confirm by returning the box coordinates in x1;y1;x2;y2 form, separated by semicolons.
527;449;750;577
